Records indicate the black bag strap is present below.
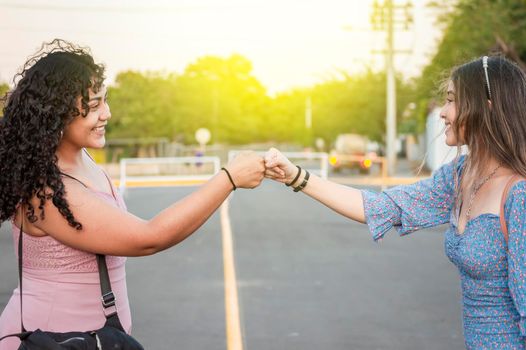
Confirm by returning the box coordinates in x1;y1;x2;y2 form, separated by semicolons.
96;254;125;330
0;330;31;343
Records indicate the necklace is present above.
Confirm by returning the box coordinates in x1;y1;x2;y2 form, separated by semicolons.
464;164;501;220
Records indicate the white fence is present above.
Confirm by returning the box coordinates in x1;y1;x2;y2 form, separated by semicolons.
119;156;221;192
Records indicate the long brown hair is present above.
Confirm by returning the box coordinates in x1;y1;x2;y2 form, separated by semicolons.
449;55;526;207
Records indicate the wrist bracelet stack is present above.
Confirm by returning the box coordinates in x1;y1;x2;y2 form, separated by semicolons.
285;165;310;192
221;167;237;191
293;170;310;192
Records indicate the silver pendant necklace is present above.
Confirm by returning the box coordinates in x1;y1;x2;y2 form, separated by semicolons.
464;164;501;220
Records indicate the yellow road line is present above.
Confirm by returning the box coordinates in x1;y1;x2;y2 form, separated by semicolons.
220;199;243;350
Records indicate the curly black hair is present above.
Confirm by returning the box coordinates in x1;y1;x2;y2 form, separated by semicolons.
0;39;105;229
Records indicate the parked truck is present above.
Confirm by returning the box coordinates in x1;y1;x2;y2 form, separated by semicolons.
329;134;378;174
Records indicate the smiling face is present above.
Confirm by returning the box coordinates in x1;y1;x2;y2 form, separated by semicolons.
440;81;464;146
61;85;111;149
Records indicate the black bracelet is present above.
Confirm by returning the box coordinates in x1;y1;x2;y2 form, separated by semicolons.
221;167;237;191
293;170;310;192
286;165;302;187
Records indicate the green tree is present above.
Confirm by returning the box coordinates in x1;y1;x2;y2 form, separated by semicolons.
107;71;178;139
275;70;414;147
104;57;413;147
107;55;270;145
0;83;9;117
174;54;270;144
267;88;311;144
413;0;526;130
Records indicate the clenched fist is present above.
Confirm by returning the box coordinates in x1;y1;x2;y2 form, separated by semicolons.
264;148;297;184
225;151;265;189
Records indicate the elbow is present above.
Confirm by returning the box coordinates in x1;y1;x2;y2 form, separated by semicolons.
123;241;159;257
125;224;165;257
134;234;165;256
130;223;189;257
135;243;160;257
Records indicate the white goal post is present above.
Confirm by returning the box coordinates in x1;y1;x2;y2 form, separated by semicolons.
119;156;221;192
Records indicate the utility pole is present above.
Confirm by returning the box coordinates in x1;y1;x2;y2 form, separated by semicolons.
371;0;413;176
305;96;312;147
305;96;312;130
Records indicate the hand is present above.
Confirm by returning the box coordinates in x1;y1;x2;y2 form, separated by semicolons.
264;147;297;184
225;151;265;189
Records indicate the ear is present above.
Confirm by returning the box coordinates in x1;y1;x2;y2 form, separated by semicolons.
488;100;492;109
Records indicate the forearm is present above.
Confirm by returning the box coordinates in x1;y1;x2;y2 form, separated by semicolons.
264;148;367;224
300;172;366;223
145;171;233;253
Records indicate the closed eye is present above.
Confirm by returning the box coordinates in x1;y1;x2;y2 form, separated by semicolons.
88;91;108;110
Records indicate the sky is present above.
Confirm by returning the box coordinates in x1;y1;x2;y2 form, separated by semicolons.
0;0;443;94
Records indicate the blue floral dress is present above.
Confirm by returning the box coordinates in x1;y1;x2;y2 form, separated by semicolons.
362;156;526;349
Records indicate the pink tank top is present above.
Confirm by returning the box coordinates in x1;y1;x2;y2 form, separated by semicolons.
0;177;132;350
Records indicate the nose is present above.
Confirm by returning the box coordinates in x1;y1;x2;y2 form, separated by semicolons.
439;104;447;120
100;102;111;121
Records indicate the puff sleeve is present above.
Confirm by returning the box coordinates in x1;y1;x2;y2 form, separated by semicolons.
361;156;463;241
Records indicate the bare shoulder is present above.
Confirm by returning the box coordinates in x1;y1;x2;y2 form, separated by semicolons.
32;176;91;213
13;186;56;237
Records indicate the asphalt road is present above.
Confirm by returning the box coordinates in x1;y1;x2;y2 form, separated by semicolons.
0;181;464;349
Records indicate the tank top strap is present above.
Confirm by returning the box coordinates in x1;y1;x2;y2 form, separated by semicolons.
100;168;117;199
59;172;89;188
83;148;117;200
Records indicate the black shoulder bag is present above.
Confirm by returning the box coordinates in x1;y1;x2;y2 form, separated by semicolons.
0;221;144;350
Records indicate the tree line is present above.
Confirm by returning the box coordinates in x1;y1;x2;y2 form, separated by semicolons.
412;0;526;131
106;0;526;146
107;56;413;147
1;0;525;148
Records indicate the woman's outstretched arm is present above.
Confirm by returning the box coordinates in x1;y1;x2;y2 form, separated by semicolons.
28;151;265;257
265;147;458;241
264;147;365;223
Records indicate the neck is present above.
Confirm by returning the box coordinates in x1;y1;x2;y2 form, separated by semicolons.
56;141;85;171
484;159;501;174
467;153;502;176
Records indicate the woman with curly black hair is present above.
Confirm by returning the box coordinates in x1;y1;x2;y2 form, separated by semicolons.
0;39;265;349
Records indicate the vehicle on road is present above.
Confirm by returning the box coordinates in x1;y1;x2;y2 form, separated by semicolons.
329;133;378;174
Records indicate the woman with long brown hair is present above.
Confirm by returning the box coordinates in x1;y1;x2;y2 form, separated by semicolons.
265;55;526;349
